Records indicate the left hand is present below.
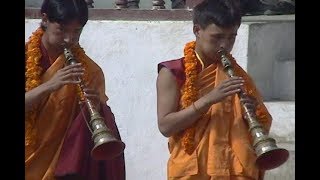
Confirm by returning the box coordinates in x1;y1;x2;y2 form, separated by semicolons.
240;94;258;119
83;87;101;112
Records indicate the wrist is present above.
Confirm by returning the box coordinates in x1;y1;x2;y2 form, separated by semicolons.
194;98;212;113
40;82;55;95
192;102;200;114
199;95;214;107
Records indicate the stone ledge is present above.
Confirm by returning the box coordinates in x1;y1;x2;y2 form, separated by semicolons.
264;101;295;143
246;21;295;101
25;8;295;21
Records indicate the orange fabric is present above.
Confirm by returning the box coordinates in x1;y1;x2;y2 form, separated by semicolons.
169;174;256;180
167;59;272;180
25;53;108;180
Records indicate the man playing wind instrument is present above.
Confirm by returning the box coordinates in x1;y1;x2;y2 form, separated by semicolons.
156;0;272;179
25;0;125;179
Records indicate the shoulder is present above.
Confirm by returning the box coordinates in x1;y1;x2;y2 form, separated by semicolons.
72;45;104;75
81;53;104;75
157;57;185;88
232;60;253;82
228;56;250;78
79;54;107;87
158;57;184;73
231;58;261;96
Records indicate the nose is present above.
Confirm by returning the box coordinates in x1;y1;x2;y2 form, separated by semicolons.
63;33;76;46
219;41;228;50
64;36;70;44
63;35;73;45
219;36;235;52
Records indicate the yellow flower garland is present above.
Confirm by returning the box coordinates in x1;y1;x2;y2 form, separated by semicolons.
25;27;88;149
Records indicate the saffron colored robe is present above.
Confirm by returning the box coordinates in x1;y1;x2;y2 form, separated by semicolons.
25;42;125;180
158;57;272;180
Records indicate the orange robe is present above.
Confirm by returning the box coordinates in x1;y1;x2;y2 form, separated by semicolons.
25;50;117;179
159;58;272;180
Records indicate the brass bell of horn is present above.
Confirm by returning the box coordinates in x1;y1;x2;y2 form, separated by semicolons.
64;47;125;161
218;48;289;170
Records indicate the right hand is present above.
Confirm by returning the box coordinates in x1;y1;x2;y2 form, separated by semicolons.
44;63;84;92
205;76;244;104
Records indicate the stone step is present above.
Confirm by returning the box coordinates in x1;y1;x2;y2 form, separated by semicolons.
263;101;295;180
231;22;295;101
263;101;295;151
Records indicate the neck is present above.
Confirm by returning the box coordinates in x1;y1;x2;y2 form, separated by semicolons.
194;44;216;68
41;33;63;62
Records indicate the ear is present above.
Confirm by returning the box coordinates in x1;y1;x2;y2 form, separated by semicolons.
193;24;201;38
41;13;48;28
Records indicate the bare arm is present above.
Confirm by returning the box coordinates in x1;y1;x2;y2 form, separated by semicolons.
25;83;54;113
157;68;211;137
156;68;244;137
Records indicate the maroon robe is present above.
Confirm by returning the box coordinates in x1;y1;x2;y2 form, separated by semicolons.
158;58;186;88
54;104;125;180
39;42;126;180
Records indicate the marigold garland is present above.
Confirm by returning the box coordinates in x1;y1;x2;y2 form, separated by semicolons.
180;41;200;154
25;27;88;150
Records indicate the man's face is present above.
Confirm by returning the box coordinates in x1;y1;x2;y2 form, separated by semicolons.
43;18;83;50
194;23;239;60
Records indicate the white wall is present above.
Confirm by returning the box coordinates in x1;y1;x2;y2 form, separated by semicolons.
247;22;295;101
25;19;295;180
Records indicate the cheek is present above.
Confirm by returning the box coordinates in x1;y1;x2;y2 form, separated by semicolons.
73;35;80;42
226;40;236;52
204;41;219;53
226;46;234;53
48;33;64;44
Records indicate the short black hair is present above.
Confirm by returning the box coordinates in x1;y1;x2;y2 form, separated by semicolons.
193;0;242;29
41;0;88;29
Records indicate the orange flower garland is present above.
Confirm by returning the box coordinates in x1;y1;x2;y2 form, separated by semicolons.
25;27;88;149
25;28;44;150
180;41;201;154
25;28;44;92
